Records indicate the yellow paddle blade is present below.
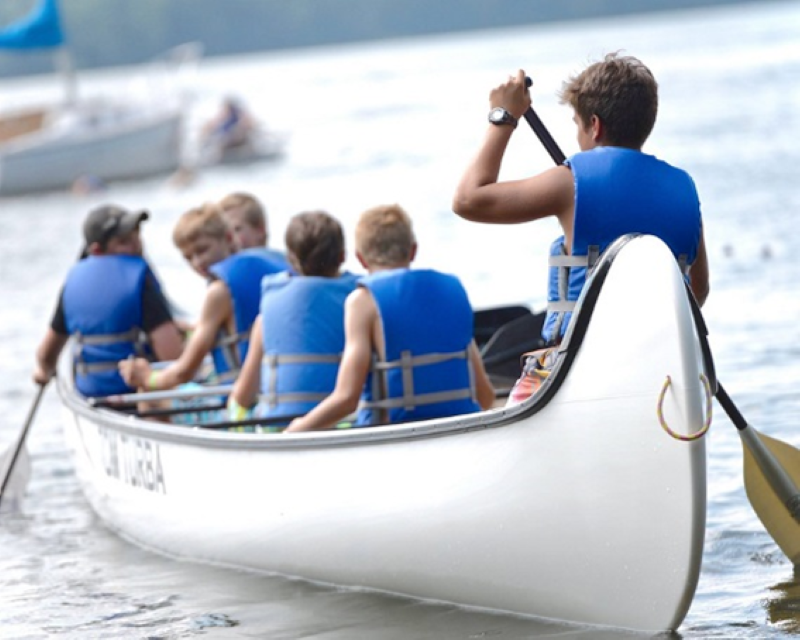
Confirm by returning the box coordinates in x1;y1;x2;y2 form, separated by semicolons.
742;430;800;564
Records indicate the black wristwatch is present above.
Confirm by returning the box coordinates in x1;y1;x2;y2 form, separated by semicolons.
488;107;518;128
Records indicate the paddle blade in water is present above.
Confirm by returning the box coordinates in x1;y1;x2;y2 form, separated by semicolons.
0;445;31;513
742;430;800;563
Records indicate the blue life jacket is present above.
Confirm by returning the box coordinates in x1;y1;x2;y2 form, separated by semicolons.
62;255;153;397
258;271;359;419
357;269;480;426
208;251;286;381
219;104;242;135
542;147;702;342
239;246;291;273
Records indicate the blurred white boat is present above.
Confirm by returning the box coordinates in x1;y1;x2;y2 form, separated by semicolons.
0;102;182;195
195;128;288;168
0;1;197;196
192;95;288;169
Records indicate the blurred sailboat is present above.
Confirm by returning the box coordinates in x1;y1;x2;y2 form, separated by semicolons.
0;0;195;196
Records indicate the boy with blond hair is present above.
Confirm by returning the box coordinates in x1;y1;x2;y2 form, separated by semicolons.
120;202;285;392
218;191;288;268
286;204;494;432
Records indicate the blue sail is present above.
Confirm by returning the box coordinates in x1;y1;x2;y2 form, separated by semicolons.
0;0;64;50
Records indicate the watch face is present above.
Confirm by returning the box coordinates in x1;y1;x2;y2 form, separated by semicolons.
489;107;515;126
489;108;508;124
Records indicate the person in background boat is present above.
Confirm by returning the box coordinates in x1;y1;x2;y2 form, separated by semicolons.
285;204;494;432
227;210;360;429
70;174;106;196
452;52;710;405
33;205;184;397
218;191;289;269
119;202;287;397
201;96;256;152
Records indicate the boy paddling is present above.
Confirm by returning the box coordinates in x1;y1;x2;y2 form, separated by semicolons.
452;53;709;402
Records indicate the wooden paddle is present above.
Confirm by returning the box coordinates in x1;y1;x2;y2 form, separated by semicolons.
0;382;47;510
717;384;800;563
520;76;800;561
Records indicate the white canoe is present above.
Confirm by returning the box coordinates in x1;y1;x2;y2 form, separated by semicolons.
56;234;709;633
0;103;182;195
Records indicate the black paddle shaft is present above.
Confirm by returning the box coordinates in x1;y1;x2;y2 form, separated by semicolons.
715;383;748;431
523;76;566;165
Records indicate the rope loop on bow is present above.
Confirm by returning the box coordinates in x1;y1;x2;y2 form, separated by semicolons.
657;374;712;442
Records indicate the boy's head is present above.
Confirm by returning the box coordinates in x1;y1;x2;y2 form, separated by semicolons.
558;52;658;150
173;202;235;279
82;204;148;257
285;210;345;277
219;192;268;250
355;204;416;271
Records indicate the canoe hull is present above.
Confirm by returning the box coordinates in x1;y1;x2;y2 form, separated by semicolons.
58;235;708;633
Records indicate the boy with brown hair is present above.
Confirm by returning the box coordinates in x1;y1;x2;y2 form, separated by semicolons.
228;210;359;424
34;205;184;397
120;202;285;392
285;204;494;432
452;53;709;402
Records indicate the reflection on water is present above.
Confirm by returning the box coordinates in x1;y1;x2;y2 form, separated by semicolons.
768;569;800;633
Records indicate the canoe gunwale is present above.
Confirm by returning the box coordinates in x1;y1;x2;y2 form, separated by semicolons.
58;375;530;449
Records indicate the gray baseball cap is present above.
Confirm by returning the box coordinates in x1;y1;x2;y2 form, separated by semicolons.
83;204;149;247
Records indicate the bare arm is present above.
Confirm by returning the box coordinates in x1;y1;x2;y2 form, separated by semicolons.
120;280;233;390
229;316;263;409
285;289;376;432
469;340;495;410
689;227;710;307
452;69;575;230
454;161;575;226
34;328;68;385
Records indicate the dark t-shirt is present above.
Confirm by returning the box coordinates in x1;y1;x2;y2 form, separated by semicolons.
51;272;174;335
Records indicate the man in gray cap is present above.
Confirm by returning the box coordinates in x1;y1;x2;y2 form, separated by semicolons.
34;204;184;397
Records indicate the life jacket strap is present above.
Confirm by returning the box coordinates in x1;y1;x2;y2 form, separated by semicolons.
214;329;250;349
75;328;143;346
547;300;576;313
262;352;342;408
371;349;468;371
74;361;121;375
367;348;473;412
72;328;149;377
546;244;600;321
360;388;474;411
213;327;250;375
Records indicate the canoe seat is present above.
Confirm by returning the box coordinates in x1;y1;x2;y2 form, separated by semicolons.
480;311;546;388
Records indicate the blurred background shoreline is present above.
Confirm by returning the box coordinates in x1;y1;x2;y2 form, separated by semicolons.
0;0;777;79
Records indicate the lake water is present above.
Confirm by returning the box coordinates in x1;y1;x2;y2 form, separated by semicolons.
2;1;800;637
